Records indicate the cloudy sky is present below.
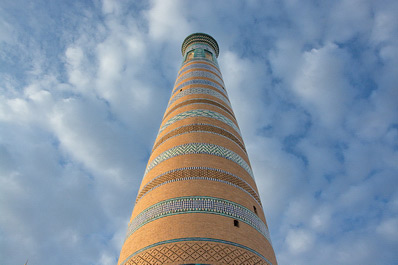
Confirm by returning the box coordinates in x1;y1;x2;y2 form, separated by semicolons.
1;0;397;264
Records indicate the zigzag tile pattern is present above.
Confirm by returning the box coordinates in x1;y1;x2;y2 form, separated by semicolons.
163;98;235;120
152;123;245;152
136;167;260;205
125;196;271;243
159;109;241;135
174;71;224;89
121;239;272;265
178;63;221;76
144;143;253;179
173;79;226;96
168;87;231;108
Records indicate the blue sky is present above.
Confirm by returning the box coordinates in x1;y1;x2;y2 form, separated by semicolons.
1;0;397;264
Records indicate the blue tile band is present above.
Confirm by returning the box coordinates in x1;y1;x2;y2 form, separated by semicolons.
144;143;253;180
184;43;218;57
125;196;271;244
159;109;240;136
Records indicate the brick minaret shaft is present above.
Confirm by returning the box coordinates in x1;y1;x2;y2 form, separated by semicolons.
117;33;277;265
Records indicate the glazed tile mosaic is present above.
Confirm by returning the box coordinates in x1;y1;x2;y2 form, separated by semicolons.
144;143;253;180
174;71;224;89
120;238;272;265
152;123;245;153
136;167;260;205
184;43;217;56
173;79;226;96
125;196;271;244
178;63;222;77
163;98;235;120
167;87;231;108
159;109;241;136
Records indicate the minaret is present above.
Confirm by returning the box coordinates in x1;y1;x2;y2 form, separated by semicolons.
118;33;277;265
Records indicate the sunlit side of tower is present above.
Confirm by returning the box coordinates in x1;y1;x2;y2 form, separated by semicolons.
117;33;277;265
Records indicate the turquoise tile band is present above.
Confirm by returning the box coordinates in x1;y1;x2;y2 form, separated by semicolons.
144;143;253;180
125;196;271;244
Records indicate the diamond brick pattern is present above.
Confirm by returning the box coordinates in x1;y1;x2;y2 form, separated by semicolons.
168;87;230;108
173;79;226;96
163;98;234;121
121;240;271;265
144;143;253;179
152;123;245;152
136;167;260;205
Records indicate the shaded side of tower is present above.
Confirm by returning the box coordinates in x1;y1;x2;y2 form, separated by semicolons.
117;33;278;265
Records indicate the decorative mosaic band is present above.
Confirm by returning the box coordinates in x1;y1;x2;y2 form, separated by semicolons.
181;57;219;69
125;196;271;244
136;167;260;205
144;143;253;180
159;109;241;136
184;43;218;57
152;123;245;153
178;62;222;77
173;79;226;96
163;98;235;121
175;70;225;90
168;87;231;108
120;237;273;265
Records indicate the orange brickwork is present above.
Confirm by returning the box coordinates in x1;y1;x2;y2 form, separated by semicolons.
117;33;277;265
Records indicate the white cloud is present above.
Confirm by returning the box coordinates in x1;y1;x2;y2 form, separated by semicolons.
292;43;354;127
326;0;372;42
371;7;398;45
145;0;191;41
286;228;315;254
376;217;398;241
0;16;13;44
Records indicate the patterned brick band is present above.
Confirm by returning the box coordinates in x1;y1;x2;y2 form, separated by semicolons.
163;98;235;121
178;63;222;77
173;79;226;96
136;167;260;205
153;123;245;153
159;109;241;136
125;196;271;243
175;71;224;90
168;87;231;108
144;143;253;179
181;58;219;70
120;238;273;265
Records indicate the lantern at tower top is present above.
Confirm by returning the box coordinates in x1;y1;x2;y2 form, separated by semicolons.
181;32;220;58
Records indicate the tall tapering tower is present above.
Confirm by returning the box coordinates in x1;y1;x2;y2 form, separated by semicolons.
118;33;277;265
